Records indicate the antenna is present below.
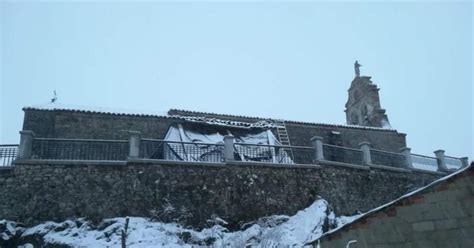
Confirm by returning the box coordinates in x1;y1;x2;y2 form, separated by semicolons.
51;90;58;103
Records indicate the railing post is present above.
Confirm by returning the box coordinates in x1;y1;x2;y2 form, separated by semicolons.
224;135;235;161
18;130;35;159
128;131;141;159
434;149;448;172
359;142;372;165
399;147;413;168
460;157;469;168
311;136;324;161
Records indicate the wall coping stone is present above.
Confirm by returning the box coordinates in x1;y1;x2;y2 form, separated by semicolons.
318;160;370;171
131;159;322;169
14;158;322;170
369;163;412;173
410;168;447;176
14;159;127;166
12;159;446;176
226;161;321;169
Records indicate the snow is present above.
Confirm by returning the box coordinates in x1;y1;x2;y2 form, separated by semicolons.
25;102;169;117
1;198;357;247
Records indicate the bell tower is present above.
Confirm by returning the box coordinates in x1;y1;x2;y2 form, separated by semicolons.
345;62;391;128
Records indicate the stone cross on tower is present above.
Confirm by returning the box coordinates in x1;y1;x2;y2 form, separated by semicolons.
345;64;391;128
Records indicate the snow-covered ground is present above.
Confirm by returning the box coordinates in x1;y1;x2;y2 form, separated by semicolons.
1;198;360;247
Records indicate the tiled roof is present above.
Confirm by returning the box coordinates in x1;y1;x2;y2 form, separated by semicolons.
168;109;400;132
23;104;399;132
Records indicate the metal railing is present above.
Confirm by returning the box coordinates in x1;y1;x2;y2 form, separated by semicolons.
233;143;315;164
445;156;463;170
7;132;468;173
140;139;225;163
411;154;438;171
0;144;18;166
32;138;129;160
370;148;407;168
323;144;364;165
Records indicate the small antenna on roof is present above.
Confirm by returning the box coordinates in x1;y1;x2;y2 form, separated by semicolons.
51;90;58;103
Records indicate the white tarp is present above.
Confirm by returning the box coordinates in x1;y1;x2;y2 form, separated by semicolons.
163;125;293;163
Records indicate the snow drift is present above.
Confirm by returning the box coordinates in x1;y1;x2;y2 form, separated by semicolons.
1;198;359;247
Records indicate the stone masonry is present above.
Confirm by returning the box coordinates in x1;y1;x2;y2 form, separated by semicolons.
0;160;442;229
313;163;474;248
22;108;407;153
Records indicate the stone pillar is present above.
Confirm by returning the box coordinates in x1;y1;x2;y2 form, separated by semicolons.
128;131;141;159
311;136;324;161
399;147;413;168
224;135;235;161
460;157;469;168
434;150;448;172
359;142;372;165
18;130;35;159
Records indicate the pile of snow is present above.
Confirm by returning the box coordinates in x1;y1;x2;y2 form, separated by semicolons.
1;199;360;247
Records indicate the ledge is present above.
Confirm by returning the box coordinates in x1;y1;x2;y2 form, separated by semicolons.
226;161;321;169
127;158;227;168
317;160;370;170
369;163;412;173
14;159;127;166
14;158;321;169
410;168;447;176
130;159;321;169
0;166;14;171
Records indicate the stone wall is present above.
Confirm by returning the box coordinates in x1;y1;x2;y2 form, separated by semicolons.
22;109;179;140
22;109;407;153
285;123;406;152
315;164;473;248
0;160;442;228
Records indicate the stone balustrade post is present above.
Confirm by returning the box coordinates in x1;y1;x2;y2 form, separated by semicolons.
460;157;469;168
128;131;141;159
18;130;35;159
434;150;448;172
399;147;413;168
224;135;235;161
359;142;372;165
311;136;324;161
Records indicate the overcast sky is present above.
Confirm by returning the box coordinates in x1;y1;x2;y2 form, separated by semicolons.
1;1;472;159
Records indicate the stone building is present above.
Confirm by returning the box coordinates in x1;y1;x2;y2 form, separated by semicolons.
0;66;467;230
309;162;474;248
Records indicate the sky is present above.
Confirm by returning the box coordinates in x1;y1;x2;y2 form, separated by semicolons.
1;1;472;159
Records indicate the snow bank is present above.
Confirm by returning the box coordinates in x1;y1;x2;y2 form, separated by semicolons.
1;198;358;247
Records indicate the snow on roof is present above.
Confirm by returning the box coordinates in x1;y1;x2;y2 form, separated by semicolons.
307;162;473;245
169;109;399;132
23;103;170;117
23;103;399;132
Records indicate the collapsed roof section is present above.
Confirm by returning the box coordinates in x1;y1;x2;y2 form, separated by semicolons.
162;123;292;163
168;115;278;129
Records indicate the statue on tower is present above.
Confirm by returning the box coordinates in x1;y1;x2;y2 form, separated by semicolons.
354;60;361;77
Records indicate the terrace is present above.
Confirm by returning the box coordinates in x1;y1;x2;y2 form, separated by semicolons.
1;130;468;174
